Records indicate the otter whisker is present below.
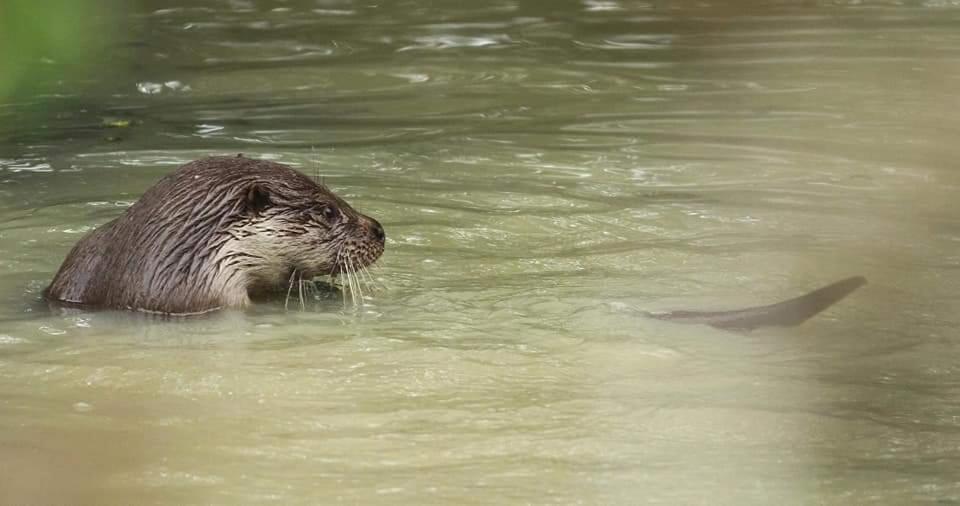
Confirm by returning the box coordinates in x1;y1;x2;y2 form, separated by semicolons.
353;257;367;305
347;256;361;304
284;268;297;311
331;251;349;310
347;256;363;306
343;265;353;306
311;146;319;185
359;263;385;292
336;272;348;311
346;255;365;306
356;256;371;303
339;254;353;307
298;271;306;311
368;262;386;277
301;277;318;301
352;257;373;285
354;262;378;294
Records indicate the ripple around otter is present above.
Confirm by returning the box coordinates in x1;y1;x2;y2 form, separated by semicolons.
2;1;960;504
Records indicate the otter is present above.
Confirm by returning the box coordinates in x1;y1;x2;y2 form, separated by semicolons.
45;155;862;328
45;155;384;315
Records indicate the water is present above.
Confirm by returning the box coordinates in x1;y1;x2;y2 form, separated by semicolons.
2;1;960;504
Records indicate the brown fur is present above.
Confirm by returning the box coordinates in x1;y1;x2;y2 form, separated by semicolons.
45;156;384;315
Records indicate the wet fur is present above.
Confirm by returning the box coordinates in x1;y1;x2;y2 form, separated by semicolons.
45;156;384;315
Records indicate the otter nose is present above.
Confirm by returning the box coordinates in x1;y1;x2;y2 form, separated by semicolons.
369;218;385;242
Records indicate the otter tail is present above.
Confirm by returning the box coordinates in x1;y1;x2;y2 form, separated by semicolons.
645;276;867;331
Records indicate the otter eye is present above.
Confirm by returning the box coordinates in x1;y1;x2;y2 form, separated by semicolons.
321;204;339;222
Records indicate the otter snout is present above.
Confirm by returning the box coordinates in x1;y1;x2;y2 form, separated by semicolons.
365;216;386;243
335;214;385;274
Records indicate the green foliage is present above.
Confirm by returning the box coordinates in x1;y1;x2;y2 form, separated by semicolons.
0;0;101;101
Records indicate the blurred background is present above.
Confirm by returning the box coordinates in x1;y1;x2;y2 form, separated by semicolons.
1;1;959;504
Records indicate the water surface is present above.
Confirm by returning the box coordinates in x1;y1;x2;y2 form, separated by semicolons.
2;1;959;504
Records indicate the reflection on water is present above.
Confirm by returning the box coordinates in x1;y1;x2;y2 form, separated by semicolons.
2;1;960;504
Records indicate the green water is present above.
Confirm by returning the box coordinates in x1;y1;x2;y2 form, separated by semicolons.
2;1;960;504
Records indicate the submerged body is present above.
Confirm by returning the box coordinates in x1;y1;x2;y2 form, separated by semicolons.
45;156;385;315
646;276;866;331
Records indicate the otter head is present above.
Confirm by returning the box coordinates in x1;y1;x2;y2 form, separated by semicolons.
215;161;386;299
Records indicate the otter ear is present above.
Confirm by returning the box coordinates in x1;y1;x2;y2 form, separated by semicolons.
244;184;272;215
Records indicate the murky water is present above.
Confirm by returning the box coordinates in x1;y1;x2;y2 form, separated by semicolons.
2;1;960;504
